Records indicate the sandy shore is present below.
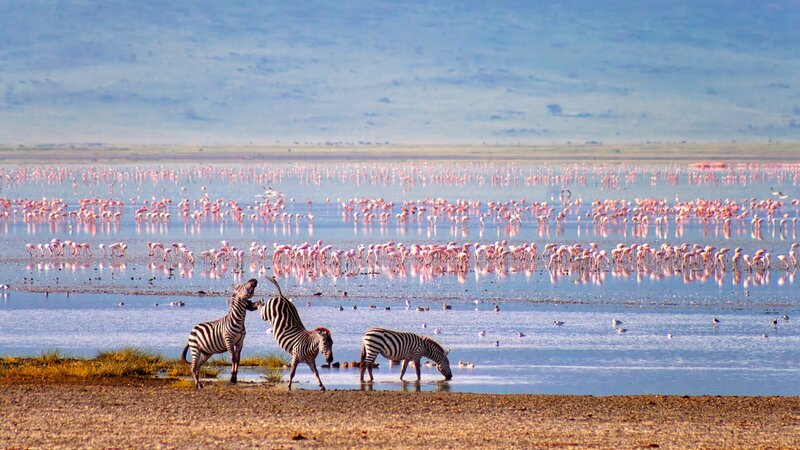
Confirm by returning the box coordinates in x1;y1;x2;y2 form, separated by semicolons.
1;381;798;449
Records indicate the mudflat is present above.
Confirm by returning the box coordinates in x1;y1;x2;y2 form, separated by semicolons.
1;381;798;449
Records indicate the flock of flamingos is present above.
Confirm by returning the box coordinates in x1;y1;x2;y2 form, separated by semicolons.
2;162;799;288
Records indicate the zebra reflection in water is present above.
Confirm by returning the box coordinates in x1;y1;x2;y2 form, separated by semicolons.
360;380;451;392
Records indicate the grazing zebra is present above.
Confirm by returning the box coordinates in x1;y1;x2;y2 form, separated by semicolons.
259;276;334;391
360;327;452;382
181;278;261;388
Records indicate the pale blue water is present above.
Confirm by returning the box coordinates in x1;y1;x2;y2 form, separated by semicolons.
1;291;798;395
0;162;798;395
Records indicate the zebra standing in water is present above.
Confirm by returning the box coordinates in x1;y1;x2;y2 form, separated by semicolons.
181;278;261;388
360;328;452;382
259;276;334;391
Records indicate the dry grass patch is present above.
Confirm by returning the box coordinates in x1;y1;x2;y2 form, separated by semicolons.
0;348;219;382
209;353;289;368
169;379;196;389
0;349;289;385
162;359;220;378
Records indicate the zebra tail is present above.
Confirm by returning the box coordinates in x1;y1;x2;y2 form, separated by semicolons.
181;345;190;364
265;275;283;298
360;339;366;365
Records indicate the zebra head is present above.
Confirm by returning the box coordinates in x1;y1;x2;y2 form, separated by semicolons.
232;278;259;310
314;327;334;364
438;348;452;381
427;339;452;381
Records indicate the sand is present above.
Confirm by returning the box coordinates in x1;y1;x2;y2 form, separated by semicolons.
1;381;798;449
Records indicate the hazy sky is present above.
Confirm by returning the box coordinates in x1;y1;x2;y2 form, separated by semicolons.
1;1;798;144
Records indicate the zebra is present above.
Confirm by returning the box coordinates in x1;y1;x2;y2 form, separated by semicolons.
359;327;452;382
181;278;261;388
259;276;334;391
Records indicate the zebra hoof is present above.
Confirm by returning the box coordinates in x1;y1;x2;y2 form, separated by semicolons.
230;375;238;384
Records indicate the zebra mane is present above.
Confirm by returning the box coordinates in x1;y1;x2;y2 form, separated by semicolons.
311;326;331;334
231;295;250;305
424;335;444;353
231;289;254;307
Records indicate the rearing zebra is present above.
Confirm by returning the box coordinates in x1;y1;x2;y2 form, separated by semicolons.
360;327;452;382
259;276;334;391
181;278;261;388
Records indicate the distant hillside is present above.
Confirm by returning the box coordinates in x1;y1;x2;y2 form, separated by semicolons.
1;0;798;144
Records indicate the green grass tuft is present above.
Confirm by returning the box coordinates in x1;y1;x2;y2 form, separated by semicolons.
209;353;289;369
94;347;164;377
34;350;65;364
240;354;289;368
263;369;284;383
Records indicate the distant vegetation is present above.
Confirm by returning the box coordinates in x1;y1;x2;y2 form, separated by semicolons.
0;347;288;385
210;354;289;369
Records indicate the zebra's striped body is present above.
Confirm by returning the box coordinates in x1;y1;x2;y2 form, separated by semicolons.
360;327;452;382
181;278;260;388
259;276;334;391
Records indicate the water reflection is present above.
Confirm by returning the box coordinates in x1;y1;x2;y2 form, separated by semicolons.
358;380;451;393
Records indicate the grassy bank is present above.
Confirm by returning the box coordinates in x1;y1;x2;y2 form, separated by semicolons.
0;348;289;384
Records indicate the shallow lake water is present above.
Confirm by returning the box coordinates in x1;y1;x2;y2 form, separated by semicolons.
2;291;798;395
0;161;798;395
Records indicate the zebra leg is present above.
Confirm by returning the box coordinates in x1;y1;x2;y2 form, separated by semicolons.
359;342;368;382
308;360;326;391
287;358;299;391
190;354;201;388
192;352;212;389
359;360;367;383
414;358;422;381
227;335;243;384
367;357;375;381
399;359;409;381
230;345;241;384
360;348;375;382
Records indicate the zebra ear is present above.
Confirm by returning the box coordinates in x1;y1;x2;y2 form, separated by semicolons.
445;347;451;356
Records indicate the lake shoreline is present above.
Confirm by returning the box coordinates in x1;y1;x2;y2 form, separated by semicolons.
1;380;798;448
2;142;800;163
